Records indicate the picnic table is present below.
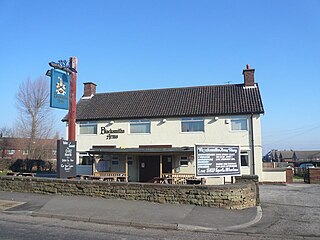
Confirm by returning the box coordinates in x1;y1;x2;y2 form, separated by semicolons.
77;173;127;182
6;172;35;177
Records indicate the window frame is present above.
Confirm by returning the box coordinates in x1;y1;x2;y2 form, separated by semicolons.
231;116;248;131
181;117;204;133
129;119;151;134
79;121;98;135
240;151;249;167
180;156;189;167
7;149;15;155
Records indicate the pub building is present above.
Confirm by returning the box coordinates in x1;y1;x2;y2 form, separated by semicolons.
64;65;264;184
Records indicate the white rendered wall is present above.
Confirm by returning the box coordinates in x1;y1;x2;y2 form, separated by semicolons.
75;114;263;180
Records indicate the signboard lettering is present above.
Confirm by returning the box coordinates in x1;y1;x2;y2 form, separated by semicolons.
57;140;76;178
100;127;125;140
195;145;241;177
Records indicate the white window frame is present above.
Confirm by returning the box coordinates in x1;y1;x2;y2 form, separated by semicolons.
7;150;15;155
79;121;97;135
231;116;248;131
240;151;250;167
129;119;151;134
181;117;204;132
23;149;28;155
180;156;189;167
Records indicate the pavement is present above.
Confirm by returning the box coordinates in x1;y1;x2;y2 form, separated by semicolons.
0;191;262;232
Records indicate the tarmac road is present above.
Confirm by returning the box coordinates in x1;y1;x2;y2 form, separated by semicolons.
236;184;320;238
0;183;320;239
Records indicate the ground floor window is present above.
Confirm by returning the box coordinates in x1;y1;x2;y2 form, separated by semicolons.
180;156;189;167
241;151;249;166
79;153;92;165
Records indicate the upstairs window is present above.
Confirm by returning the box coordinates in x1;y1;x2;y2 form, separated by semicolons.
79;121;97;134
181;118;204;132
130;120;151;133
231;116;248;131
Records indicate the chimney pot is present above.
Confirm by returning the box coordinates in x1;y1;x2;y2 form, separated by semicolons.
83;82;97;97
242;64;255;87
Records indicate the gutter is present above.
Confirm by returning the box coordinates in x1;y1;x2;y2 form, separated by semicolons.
251;113;255;175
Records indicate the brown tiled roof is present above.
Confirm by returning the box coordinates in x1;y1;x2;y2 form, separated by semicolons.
66;83;264;121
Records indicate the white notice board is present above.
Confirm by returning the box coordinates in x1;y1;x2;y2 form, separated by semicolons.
195;145;241;177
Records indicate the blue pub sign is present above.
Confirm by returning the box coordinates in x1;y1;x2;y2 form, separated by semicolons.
50;69;70;110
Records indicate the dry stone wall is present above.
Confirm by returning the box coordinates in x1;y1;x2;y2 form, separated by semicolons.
0;175;258;210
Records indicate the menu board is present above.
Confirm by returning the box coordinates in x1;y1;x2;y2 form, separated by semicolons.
195;145;241;177
57;140;77;178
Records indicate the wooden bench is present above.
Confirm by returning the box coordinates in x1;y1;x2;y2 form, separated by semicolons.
161;173;197;185
78;172;128;182
6;172;35;177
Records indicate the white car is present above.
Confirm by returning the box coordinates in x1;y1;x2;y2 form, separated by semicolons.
299;163;315;169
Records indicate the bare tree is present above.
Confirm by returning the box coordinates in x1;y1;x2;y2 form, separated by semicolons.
0;126;15;138
16;77;56;159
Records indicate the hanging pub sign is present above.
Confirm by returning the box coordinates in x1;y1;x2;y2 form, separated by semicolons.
57;140;76;178
195;145;241;177
50;69;70;110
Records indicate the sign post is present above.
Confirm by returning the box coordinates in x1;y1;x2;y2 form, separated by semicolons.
195;145;241;178
47;57;78;178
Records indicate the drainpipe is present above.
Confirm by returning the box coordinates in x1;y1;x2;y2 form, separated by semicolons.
250;114;255;175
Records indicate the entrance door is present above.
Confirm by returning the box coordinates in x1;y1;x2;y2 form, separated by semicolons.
139;156;160;182
162;155;172;174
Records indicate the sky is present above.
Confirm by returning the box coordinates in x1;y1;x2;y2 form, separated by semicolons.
0;0;319;154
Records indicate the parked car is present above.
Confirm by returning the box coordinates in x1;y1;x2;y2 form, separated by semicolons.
299;163;315;169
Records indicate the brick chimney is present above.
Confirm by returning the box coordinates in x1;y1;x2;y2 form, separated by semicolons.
242;64;255;87
83;82;97;97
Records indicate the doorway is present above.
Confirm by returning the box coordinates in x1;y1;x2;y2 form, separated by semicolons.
162;155;172;174
139;156;160;182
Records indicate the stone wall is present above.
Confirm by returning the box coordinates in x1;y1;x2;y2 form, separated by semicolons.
0;175;259;210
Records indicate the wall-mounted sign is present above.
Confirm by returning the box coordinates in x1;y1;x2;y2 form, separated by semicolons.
57;140;76;178
100;127;125;140
50;69;70;110
195;145;241;177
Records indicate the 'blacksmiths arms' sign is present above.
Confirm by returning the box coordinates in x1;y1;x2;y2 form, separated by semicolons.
100;126;125;140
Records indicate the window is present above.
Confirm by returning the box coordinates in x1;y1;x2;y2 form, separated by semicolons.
79;121;97;134
241;151;249;166
112;156;119;166
80;156;92;165
130;120;151;133
127;156;133;166
23;149;28;155
181;118;204;132
231;116;248;131
112;160;119;166
180;156;189;167
7;150;15;155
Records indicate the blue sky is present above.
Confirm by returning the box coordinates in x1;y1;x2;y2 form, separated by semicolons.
0;0;319;154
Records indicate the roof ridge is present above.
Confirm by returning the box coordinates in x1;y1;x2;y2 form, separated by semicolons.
93;83;244;96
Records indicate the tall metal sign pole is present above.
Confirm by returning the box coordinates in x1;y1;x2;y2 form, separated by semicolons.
68;56;77;141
